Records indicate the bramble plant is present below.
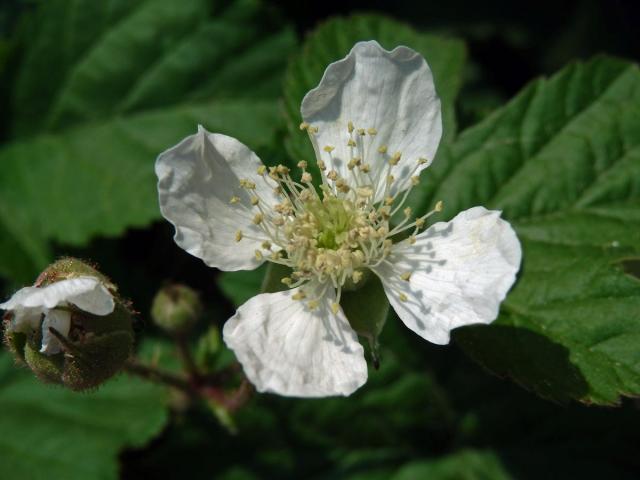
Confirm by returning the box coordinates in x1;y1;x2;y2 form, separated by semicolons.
0;1;638;479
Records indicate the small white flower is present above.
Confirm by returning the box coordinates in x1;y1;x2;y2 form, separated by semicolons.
156;41;521;397
1;277;115;355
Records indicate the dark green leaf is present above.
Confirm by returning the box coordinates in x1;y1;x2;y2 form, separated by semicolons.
0;353;168;480
412;56;640;404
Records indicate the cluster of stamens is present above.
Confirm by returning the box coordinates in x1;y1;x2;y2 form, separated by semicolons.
233;121;442;313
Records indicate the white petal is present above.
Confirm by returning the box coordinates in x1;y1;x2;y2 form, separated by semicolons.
301;41;441;201
372;207;521;345
7;308;42;333
222;283;368;397
156;126;279;271
14;277;114;315
40;309;71;355
0;286;40;310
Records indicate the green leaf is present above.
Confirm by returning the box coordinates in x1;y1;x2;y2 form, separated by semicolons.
0;100;282;281
412;56;640;404
0;353;168;480
12;0;294;135
0;0;295;283
282;14;466;168
391;450;512;480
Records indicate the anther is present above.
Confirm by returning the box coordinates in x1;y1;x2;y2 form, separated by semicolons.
357;128;366;136
323;145;335;153
384;196;394;206
399;293;408;302
389;152;401;165
308;300;319;310
250;196;259;206
257;165;266;175
400;272;412;282
378;145;388;154
255;250;263;260
261;241;272;250
301;172;312;183
347;139;357;147
435;200;444;212
327;170;338;181
292;291;306;301
252;213;263;224
348;121;355;133
299;122;309;130
229;196;240;204
418;157;428;165
404;207;412;217
297;160;308;169
411;176;420;186
352;271;363;283
235;230;243;242
317;160;327;171
281;277;293;286
367;128;377;136
331;303;340;314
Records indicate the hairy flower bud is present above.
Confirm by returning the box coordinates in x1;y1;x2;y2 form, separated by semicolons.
151;284;202;336
1;258;134;391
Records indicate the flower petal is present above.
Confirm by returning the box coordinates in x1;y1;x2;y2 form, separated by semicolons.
156;126;279;271
372;207;521;345
301;40;441;201
8;308;42;333
222;283;368;397
11;277;114;315
40;309;71;355
0;286;40;310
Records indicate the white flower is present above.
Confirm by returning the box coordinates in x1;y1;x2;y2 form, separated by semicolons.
1;277;115;355
155;41;521;398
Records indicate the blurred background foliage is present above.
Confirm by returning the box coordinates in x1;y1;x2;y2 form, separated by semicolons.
0;0;639;479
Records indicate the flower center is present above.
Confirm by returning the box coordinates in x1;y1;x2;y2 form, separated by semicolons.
233;121;442;312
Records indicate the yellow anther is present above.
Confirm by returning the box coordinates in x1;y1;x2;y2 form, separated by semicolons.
347;159;357;170
435;200;444;212
257;165;266;175
252;213;263;224
250;196;259;206
270;251;282;261
411;175;420;186
309;126;319;134
317;160;327;171
336;180;350;193
308;300;319;310
348;121;355;133
254;250;263;260
327;170;338;181
356;186;374;197
331;303;340;314
408;235;417;245
380;206;391;218
360;164;370;173
281;277;293;286
400;272;412;282
399;293;408;302
384;196;394;206
292;291;306;301
273;186;283;196
404;207;412;217
299;122;309;130
276;164;290;175
357;128;366;136
229;195;240;204
297;160;308;169
389;152;402;165
378;145;388;154
367;128;377;136
235;230;243;242
261;240;272;250
347;139;357;147
323;145;335;153
418;157;429;165
415;217;425;228
240;179;256;189
301;172;312;183
387;175;395;184
352;271;363;284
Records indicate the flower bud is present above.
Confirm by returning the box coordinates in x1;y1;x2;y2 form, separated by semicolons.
151;284;202;336
1;257;134;391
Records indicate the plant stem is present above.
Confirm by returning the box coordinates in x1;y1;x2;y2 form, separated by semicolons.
123;359;194;395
